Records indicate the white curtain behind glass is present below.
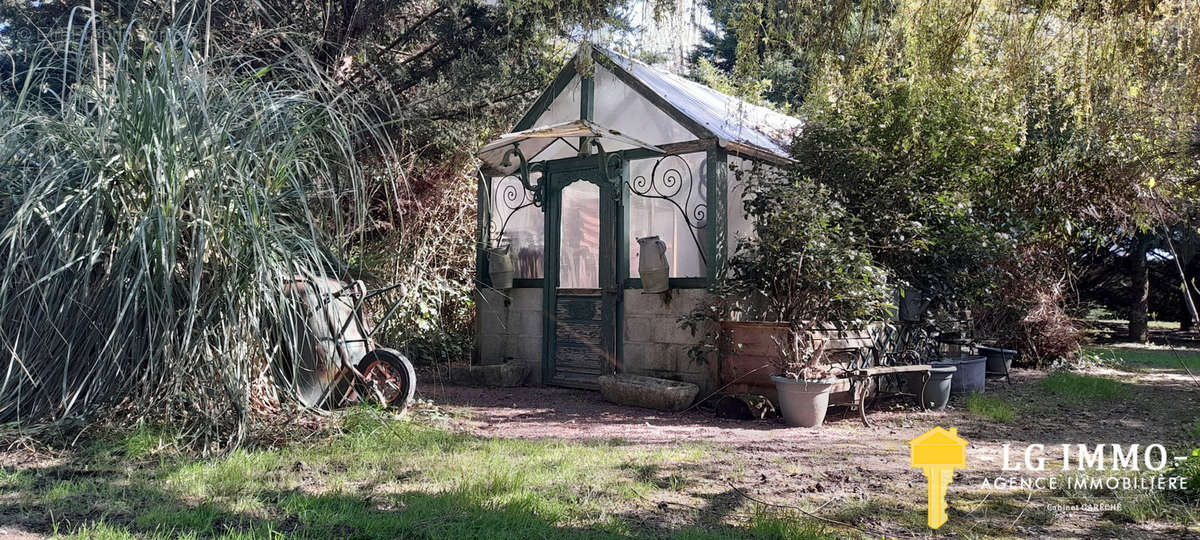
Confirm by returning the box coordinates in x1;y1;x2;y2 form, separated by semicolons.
559;181;600;288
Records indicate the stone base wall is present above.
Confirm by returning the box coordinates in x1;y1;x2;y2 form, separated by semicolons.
475;288;543;385
474;287;717;392
621;289;717;395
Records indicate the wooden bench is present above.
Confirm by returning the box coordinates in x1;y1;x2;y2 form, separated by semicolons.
838;364;931;427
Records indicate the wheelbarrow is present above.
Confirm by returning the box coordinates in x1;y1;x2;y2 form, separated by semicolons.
279;276;416;411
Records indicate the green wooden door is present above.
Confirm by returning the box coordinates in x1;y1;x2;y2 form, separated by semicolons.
543;163;622;388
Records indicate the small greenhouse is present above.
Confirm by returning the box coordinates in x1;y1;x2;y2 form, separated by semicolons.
475;45;800;392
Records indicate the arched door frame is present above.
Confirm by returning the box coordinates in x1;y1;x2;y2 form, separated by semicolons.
541;156;628;388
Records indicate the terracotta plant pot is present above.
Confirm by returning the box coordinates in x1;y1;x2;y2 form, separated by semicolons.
718;322;867;404
718;322;791;398
771;376;836;427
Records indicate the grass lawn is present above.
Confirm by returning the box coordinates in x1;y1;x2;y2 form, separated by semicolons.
1083;346;1200;371
2;409;832;539
5;353;1200;539
1040;372;1129;401
965;394;1015;422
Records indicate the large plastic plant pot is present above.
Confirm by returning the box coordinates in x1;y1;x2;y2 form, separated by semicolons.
771;376;836;427
978;346;1017;377
933;356;986;394
903;366;957;411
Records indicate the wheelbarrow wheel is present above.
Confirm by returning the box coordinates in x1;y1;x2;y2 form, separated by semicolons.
356;348;416;411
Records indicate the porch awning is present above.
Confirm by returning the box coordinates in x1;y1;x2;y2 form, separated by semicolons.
477;119;664;175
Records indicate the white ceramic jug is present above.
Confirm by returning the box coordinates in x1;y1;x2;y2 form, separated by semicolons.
487;244;514;289
637;236;670;293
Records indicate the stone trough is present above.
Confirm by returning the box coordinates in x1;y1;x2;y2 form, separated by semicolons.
450;361;529;387
598;374;699;412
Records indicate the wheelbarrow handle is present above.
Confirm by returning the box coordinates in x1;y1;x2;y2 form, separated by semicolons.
366;294;407;339
362;282;405;300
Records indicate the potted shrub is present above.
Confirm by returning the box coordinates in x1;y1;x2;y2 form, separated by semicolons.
680;166;892;421
770;333;840;427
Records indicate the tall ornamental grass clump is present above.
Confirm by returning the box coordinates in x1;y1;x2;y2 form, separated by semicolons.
0;17;390;447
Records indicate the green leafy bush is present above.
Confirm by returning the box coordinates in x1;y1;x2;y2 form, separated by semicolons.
681;165;892;368
726;166;893;325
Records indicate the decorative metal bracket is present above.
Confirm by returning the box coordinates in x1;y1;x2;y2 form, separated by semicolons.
490;173;538;247
588;139;627;192
500;143;546;208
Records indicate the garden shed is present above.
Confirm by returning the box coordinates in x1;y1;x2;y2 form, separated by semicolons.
475;45;801;392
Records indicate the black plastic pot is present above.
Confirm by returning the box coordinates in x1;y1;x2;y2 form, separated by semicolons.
978;346;1017;377
903;366;957;411
897;287;929;322
932;356;986;394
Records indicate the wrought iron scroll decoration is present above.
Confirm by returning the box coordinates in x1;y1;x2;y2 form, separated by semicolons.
626;155;708;265
500;143;546;208
490;174;539;247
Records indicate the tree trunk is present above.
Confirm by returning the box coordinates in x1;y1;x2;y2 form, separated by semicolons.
1129;233;1150;343
1184;258;1200;332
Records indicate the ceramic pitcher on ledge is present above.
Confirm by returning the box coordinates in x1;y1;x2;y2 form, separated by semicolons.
487;243;514;289
637;236;669;293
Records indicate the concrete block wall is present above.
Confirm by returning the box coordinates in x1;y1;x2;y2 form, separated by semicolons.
622;289;717;394
475;287;717;391
475;288;543;385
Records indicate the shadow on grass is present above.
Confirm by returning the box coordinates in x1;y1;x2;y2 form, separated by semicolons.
0;452;837;539
1;467;627;538
949;364;1199;451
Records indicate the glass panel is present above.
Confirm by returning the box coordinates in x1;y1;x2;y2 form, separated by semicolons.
593;65;694;147
531;138;579;161
727;156;757;253
628;153;708;278
559;181;600;289
489;173;544;279
532;75;582;127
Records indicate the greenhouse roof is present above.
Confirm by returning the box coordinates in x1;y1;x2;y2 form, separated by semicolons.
596;47;802;160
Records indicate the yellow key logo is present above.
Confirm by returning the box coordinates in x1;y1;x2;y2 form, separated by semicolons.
910;427;968;529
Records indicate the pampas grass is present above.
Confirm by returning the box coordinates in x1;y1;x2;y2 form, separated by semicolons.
0;11;392;448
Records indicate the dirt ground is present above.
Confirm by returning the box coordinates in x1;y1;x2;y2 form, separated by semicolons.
418;361;1200;538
